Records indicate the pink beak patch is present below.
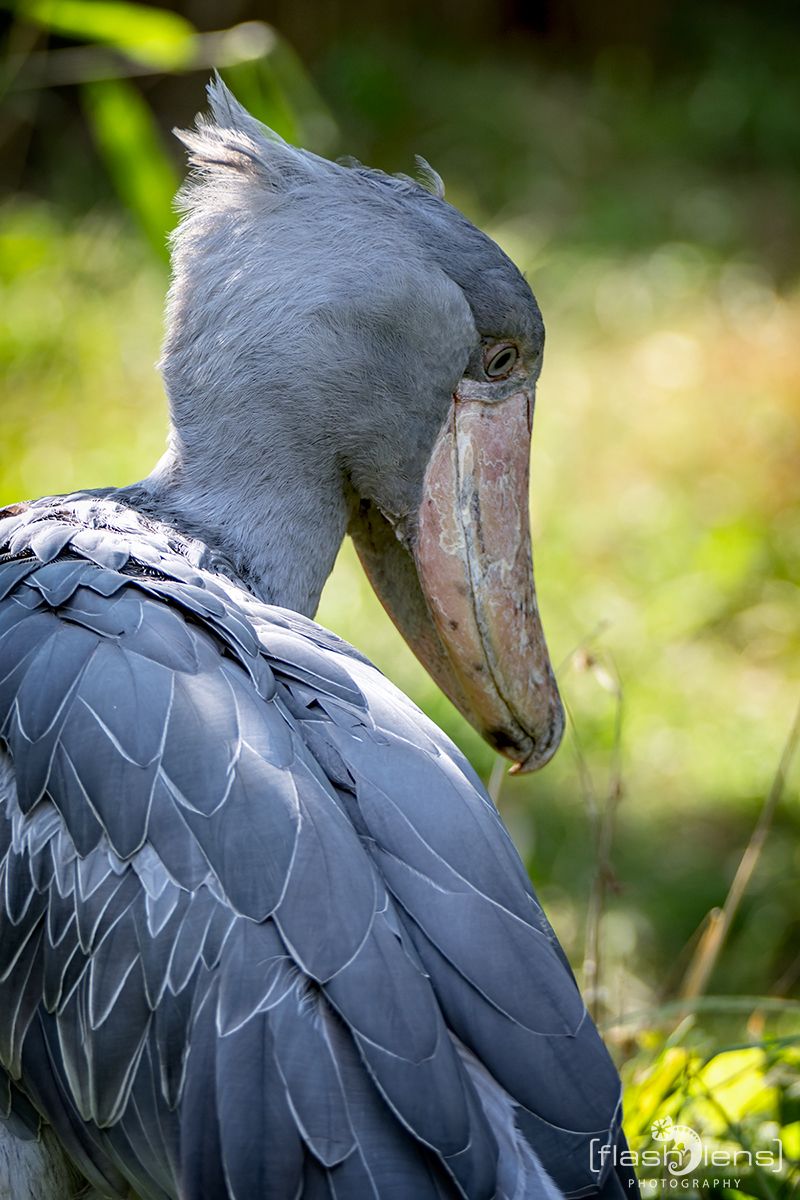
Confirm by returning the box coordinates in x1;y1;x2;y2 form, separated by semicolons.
414;387;564;772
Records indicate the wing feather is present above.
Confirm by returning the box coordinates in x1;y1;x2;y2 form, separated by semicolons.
215;1005;305;1200
0;497;629;1200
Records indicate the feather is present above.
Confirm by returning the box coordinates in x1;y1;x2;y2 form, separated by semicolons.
0;491;628;1200
219;659;290;764
199;903;235;971
73;867;139;955
134;892;188;1009
46;741;106;856
408;924;622;1191
0;615;60;728
166;898;218;995
69;529;131;571
140;578;226;620
263;629;367;708
59;588;144;639
215;1007;304;1200
216;918;295;1036
153;972;197;1109
9;619;106;809
374;846;581;1032
125;599;202;673
176;743;300;921
0;1068;41;1140
24;559;95;607
58;693;162;858
75;848;115;902
178;986;228;1200
13;621;98;747
270;982;355;1167
335;724;535;922
42;934;81;1014
87;911;143;1031
0;918;43;1074
144;879;184;939
0;560;43;603
160;666;239;816
85;568;131;597
46;891;75;948
145;777;213;892
3;846;43;926
29;523;80;564
24;1014;132;1197
124;1040;181;1196
85;967;151;1127
0;510;28;549
274;765;375;982
74;639;173;769
318;1000;461;1200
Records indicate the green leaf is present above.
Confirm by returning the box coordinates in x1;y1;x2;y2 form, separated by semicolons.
622;1047;696;1143
695;1048;776;1123
781;1120;800;1160
82;77;177;258
19;0;196;68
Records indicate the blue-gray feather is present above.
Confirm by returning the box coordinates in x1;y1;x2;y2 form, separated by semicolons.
0;494;629;1199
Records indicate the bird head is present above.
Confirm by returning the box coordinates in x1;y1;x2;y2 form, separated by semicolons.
165;77;564;772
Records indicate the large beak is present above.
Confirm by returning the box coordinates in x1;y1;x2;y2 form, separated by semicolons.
350;385;564;772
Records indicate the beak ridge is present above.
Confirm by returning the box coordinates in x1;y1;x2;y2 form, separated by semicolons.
350;383;564;774
412;386;564;771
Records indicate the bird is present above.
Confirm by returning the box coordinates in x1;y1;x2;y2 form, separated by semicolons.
0;78;639;1200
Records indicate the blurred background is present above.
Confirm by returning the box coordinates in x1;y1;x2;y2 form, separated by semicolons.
1;0;799;1192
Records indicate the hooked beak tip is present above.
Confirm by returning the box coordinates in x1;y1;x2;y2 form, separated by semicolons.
508;703;565;774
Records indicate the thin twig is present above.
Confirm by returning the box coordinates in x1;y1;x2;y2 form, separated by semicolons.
578;655;625;1022
602;994;800;1033
679;694;800;1004
487;755;506;807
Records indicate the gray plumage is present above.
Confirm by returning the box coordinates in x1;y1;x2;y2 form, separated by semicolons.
0;78;637;1200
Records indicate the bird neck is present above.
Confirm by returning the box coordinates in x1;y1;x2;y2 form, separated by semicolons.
126;436;349;617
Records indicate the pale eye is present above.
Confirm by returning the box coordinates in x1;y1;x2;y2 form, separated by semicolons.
484;343;518;379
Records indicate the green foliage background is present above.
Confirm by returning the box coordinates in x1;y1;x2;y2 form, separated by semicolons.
1;1;799;1194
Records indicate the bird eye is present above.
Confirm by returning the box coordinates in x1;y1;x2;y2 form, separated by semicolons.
484;343;518;379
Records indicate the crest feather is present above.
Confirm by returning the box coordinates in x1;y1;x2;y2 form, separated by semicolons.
172;76;448;222
173;73;328;203
414;155;446;200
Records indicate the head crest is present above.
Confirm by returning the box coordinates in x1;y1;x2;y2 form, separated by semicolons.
173;73;331;205
174;75;445;211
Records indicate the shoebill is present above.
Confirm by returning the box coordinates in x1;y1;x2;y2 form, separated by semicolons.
0;78;638;1200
